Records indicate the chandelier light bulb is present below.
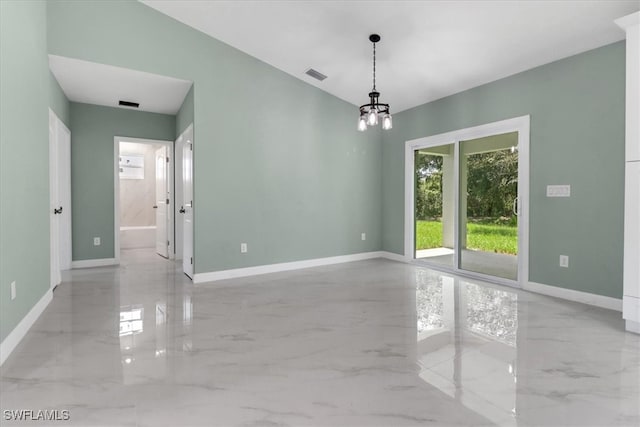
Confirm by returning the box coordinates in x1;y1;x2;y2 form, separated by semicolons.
382;113;393;130
367;109;378;126
357;115;368;131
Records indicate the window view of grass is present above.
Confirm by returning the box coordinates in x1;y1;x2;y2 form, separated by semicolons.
416;220;517;255
415;146;518;256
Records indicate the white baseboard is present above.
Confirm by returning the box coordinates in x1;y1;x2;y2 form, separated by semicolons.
623;295;640;322
71;258;118;269
193;251;622;313
379;251;408;263
194;251;390;283
525;281;622;312
0;289;52;366
626;320;640;334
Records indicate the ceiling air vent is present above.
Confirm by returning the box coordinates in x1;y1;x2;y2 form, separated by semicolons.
304;68;327;82
119;100;139;108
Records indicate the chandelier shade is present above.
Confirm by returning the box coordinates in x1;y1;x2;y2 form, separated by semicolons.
358;34;392;131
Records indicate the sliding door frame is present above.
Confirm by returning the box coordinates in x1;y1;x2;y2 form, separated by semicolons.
404;115;530;288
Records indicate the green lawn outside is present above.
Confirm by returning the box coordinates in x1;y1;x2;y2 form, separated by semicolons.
416;220;517;255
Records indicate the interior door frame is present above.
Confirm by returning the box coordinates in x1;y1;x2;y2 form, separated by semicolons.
174;135;184;261
49;109;71;289
404;115;530;288
178;124;194;279
114;136;174;263
154;145;170;258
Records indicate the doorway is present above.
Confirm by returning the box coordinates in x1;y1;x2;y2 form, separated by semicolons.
49;109;72;289
114;137;174;262
405;116;529;286
459;133;519;279
175;124;194;279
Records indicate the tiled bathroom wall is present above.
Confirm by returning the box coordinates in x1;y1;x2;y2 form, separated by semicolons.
120;142;162;227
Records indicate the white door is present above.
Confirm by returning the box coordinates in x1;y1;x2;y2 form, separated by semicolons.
57;119;71;270
49;110;71;288
155;146;169;258
182;128;194;279
49;111;61;289
174;135;184;260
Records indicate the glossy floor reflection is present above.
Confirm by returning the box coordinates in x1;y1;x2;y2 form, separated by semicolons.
1;249;638;426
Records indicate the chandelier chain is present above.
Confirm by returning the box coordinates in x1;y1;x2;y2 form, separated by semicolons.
372;41;376;91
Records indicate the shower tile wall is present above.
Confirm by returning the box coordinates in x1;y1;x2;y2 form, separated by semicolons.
120;142;161;227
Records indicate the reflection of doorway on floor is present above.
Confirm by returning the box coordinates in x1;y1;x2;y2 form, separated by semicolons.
119;141;168;258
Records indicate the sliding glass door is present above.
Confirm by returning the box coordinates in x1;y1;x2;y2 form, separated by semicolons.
409;117;528;286
414;143;455;268
459;133;518;280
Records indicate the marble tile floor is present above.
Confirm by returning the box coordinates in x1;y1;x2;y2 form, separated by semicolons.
1;249;638;426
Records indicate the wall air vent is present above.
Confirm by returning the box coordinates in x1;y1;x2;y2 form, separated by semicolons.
304;68;327;81
118;100;139;108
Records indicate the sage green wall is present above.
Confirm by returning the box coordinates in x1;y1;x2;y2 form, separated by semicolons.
176;85;194;138
49;0;382;273
70;102;176;260
0;1;50;342
382;42;625;298
49;71;70;127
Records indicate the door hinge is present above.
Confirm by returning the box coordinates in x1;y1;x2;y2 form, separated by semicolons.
167;240;170;246
190;257;193;265
166;156;169;163
166;198;169;204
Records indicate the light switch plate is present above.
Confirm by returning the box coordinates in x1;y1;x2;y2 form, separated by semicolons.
559;255;569;268
547;185;571;197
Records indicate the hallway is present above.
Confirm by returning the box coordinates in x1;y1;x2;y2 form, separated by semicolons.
1;250;638;426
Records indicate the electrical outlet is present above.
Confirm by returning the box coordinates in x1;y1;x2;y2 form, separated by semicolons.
10;281;16;300
93;237;101;246
559;255;569;268
361;233;366;241
240;243;247;253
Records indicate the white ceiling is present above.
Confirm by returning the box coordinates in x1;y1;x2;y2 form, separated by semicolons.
49;55;193;115
141;0;638;113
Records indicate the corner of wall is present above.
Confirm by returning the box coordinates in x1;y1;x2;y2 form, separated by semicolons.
48;71;70;127
176;85;194;138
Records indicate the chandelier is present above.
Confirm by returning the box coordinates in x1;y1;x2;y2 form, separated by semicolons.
358;34;392;131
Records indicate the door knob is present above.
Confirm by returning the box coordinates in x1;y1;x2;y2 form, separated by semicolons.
179;206;185;214
54;206;63;215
